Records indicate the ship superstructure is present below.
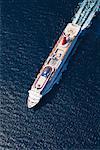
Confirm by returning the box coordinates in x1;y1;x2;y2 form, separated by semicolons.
27;0;99;108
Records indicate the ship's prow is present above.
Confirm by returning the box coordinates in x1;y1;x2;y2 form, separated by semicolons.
27;89;42;108
27;98;39;108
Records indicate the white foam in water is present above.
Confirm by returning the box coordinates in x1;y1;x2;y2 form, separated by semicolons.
72;0;88;24
72;0;100;30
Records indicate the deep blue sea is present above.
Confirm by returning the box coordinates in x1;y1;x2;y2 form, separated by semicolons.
0;0;100;149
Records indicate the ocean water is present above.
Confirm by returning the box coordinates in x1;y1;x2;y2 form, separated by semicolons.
0;0;100;150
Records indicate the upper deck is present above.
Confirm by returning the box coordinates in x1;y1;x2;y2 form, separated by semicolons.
31;23;81;92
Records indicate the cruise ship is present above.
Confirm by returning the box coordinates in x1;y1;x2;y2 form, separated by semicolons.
27;0;99;108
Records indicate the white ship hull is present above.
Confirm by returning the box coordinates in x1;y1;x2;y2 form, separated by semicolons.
42;30;82;96
27;23;82;108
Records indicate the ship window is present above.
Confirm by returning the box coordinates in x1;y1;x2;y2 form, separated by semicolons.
47;58;51;64
41;67;52;77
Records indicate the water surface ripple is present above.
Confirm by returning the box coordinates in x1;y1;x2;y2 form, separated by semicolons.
1;0;100;149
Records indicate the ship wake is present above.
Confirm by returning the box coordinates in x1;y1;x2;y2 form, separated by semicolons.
72;0;100;30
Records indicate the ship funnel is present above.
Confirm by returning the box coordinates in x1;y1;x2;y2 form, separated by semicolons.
62;37;67;45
